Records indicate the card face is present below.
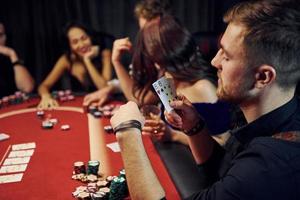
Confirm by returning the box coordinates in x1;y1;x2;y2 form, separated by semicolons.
12;142;36;151
3;157;30;166
0;133;10;141
0;173;23;184
0;164;27;173
8;149;34;158
152;76;176;112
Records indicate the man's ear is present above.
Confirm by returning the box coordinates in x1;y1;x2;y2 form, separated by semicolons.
254;65;276;89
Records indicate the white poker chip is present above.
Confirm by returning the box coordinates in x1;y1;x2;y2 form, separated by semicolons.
42;121;53;129
61;124;70;130
49;118;58;124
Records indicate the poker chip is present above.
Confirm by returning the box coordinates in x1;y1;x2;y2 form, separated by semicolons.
67;95;75;101
49;118;58;124
119;169;126;178
109;176;128;200
74;161;86;174
36;110;45;118
104;125;113;133
71;161;128;200
102;111;112;117
61;124;70;131
77;191;90;199
59;96;67;102
87;174;98;182
106;175;117;182
58;90;65;97
65;89;72;95
87;160;100;175
93;111;102;118
42;121;53;129
96;180;109;188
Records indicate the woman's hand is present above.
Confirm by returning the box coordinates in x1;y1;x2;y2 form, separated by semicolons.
143;119;173;141
83;45;99;61
111;38;132;66
83;85;114;107
37;95;59;110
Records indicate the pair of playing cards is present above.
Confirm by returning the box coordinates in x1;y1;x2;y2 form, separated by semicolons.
152;76;176;112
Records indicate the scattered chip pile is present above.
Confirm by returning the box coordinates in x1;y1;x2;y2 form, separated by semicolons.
51;89;75;102
0;91;30;109
36;110;71;131
87;104;120;119
71;161;128;199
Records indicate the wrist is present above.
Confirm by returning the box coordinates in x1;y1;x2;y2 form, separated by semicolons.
9;50;18;63
183;118;206;136
113;120;142;134
12;59;24;67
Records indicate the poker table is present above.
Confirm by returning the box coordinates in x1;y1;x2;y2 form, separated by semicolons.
0;95;180;200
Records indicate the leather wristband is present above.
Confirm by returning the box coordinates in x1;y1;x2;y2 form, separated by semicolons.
184;119;206;136
113;120;142;134
12;60;24;67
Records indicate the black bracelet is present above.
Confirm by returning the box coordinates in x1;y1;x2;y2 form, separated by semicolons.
184;119;206;136
12;60;24;67
113;120;142;134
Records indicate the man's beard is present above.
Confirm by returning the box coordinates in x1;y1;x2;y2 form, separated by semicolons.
217;73;254;104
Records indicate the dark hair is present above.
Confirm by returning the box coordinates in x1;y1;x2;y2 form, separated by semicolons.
132;14;216;104
134;0;171;20
224;0;300;89
62;22;96;62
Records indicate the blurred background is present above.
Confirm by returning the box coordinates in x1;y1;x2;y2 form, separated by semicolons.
0;0;242;89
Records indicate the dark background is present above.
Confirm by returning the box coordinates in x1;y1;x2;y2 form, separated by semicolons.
0;0;241;89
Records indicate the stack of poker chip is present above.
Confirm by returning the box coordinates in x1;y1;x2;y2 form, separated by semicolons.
52;89;75;102
74;161;86;175
87;160;100;176
88;104;120;119
72;172;115;199
88;105;103;118
0;91;30;109
109;176;128;200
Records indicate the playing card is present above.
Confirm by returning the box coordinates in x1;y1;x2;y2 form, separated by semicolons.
12;142;36;151
0;164;27;173
0;173;23;184
106;142;121;152
152;76;176;112
0;133;10;141
3;157;30;165
8;149;34;158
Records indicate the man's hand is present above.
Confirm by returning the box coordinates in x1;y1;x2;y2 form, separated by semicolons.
164;94;201;133
110;101;145;132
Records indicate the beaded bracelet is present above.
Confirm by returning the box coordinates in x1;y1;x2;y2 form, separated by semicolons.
184;119;206;136
113;120;142;134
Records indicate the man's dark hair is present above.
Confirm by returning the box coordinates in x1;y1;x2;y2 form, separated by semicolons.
224;0;300;89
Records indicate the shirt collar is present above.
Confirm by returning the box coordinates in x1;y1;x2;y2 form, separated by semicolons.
232;96;298;145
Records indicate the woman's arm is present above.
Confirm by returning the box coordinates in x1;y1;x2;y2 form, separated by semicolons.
101;49;112;81
83;46;111;89
112;38;157;105
37;55;69;109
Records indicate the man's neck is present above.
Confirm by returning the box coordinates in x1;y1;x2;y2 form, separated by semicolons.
240;87;295;123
